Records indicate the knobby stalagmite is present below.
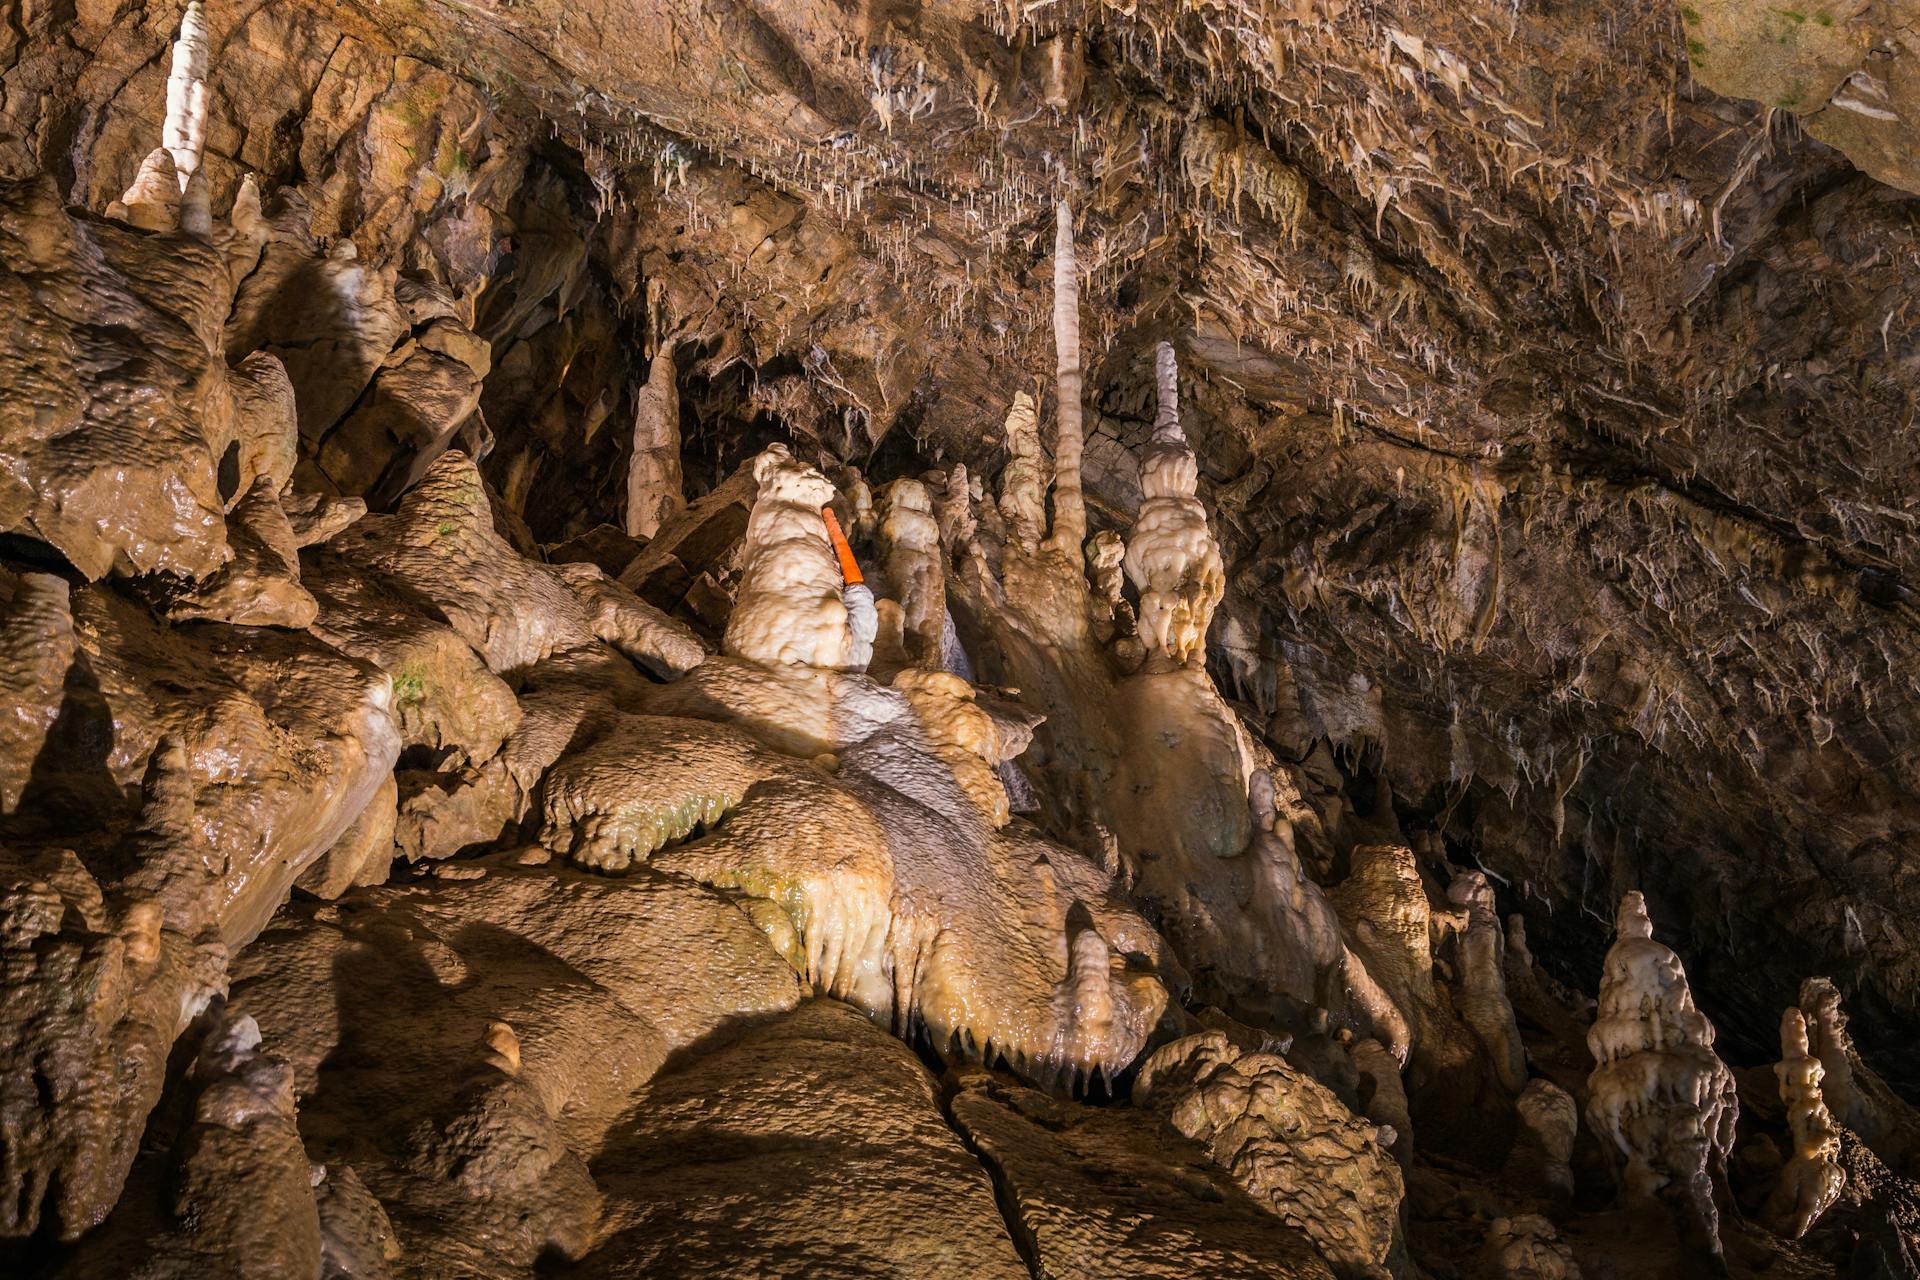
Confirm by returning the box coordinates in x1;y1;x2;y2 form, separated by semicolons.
1766;1006;1845;1239
1586;891;1739;1257
1125;340;1225;668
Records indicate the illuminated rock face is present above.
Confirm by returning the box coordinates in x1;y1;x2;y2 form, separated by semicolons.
650;660;1174;1093
1585;892;1739;1255
1137;1033;1410;1280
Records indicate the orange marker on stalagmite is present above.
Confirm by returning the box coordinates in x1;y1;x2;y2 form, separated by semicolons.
821;506;863;586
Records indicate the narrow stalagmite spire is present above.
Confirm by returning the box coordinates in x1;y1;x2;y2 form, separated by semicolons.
1152;339;1183;444
1045;198;1086;556
164;1;210;194
624;342;683;540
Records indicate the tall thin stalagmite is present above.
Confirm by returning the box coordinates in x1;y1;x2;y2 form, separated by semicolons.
1046;199;1086;556
163;1;209;193
625;342;684;540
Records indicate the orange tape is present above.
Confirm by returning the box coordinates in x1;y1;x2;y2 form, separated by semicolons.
821;506;863;586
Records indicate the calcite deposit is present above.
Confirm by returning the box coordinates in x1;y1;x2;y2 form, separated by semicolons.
0;0;1917;1276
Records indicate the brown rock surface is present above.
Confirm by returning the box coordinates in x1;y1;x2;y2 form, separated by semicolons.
947;1068;1339;1280
578;999;1028;1280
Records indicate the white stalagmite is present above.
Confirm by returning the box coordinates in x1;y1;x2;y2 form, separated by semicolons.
1123;341;1226;666
624;343;683;539
164;1;210;193
1765;1006;1845;1239
1153;333;1182;439
1045;200;1085;556
878;478;945;669
1585;891;1739;1257
722;444;858;670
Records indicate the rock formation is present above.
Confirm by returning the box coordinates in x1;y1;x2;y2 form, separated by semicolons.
1446;870;1527;1095
723;444;860;670
1;1;1918;1276
624;340;683;540
877;477;945;669
1137;1032;1410;1279
1799;976;1920;1174
1125;341;1226;668
1046;199;1086;557
1766;1006;1846;1239
1586;891;1740;1256
1510;1078;1579;1203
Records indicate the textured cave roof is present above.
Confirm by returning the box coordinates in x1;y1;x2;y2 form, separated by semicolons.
7;0;1920;1075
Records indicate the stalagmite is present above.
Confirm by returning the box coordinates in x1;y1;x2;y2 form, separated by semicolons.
878;478;945;668
845;467;878;542
163;1;210;193
1084;528;1138;651
934;462;976;550
1510;1078;1578;1201
1585;891;1738;1256
1799;976;1920;1170
723;445;857;669
997;390;1047;551
624;341;683;539
1045;200;1086;556
1124;342;1225;666
1765;1006;1845;1239
1447;871;1527;1094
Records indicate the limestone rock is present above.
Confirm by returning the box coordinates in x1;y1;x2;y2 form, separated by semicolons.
1136;1032;1410;1279
575;1000;1028;1279
0;177;232;580
948;1068;1338;1279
